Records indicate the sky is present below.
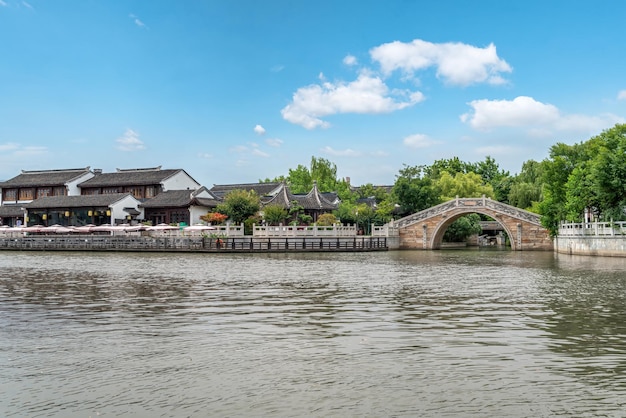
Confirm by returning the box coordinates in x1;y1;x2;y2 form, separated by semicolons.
1;1;626;188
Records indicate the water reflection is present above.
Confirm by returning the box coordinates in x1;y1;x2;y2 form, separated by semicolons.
1;251;626;416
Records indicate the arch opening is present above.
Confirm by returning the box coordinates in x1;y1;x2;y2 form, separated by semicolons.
430;210;514;250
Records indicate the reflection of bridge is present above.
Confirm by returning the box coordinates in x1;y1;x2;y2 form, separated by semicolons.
394;197;553;251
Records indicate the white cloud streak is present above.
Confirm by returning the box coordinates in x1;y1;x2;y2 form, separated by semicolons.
129;13;146;28
281;73;424;129
115;129;146;151
370;39;512;86
618;90;626;100
266;138;283;147
0;1;8;7
461;96;625;135
403;133;440;149
321;146;361;157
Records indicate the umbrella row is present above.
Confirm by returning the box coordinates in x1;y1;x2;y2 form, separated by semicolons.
0;223;217;234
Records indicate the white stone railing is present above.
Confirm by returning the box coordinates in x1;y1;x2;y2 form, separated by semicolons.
558;221;626;236
372;223;399;237
253;224;358;237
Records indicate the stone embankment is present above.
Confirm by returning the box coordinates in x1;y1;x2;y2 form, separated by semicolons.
556;221;626;257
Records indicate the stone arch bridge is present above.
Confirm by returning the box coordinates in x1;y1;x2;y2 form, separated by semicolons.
394;197;553;251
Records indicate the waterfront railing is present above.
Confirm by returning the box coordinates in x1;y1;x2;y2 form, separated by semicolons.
558;221;626;236
0;235;387;252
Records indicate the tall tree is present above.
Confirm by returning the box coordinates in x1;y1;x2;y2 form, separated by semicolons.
392;164;441;216
216;189;260;225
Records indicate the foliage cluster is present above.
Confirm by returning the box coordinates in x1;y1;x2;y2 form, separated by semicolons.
218;123;626;240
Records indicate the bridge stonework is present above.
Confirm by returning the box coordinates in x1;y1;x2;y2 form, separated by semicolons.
395;197;553;251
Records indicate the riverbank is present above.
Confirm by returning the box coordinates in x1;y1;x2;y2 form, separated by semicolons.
0;235;388;253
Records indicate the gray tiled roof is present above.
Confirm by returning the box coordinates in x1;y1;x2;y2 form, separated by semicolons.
78;168;185;187
297;182;338;210
0;168;91;188
24;193;133;209
261;183;338;210
210;182;282;199
0;205;25;217
140;190;221;208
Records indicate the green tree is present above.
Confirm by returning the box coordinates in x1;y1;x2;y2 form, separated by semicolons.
287;164;312;194
436;171;494;201
262;205;288;225
443;214;482;242
310;156;338;192
216;189;260;225
590;124;626;220
316;213;338;226
392;164;441;216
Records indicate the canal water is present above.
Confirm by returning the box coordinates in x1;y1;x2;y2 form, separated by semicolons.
1;250;626;417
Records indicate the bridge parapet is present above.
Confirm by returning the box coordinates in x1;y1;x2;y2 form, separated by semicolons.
394;197;551;251
396;196;541;228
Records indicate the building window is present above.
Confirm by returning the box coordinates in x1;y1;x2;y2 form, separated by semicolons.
18;188;34;200
3;189;17;201
145;186;159;198
53;187;67;196
124;186;144;199
37;187;52;198
103;187;121;194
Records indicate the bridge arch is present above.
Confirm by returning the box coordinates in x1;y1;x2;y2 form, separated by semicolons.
394;197;552;251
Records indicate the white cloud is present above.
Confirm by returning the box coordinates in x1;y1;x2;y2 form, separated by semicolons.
115;129;145;151
461;96;624;134
253;124;266;135
22;1;33;9
15;146;47;156
461;96;559;130
230;145;248;153
618;90;626;100
271;65;285;73
252;148;270;157
0;142;20;151
321;146;361;157
343;55;358;66
370;39;511;86
281;73;424;129
129;13;146;28
403;133;440;149
0;1;7;7
198;152;213;159
266;138;283;147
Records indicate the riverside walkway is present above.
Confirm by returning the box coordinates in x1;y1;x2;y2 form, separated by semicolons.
0;235;388;253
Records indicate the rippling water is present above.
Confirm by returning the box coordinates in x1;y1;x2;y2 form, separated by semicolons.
2;250;626;417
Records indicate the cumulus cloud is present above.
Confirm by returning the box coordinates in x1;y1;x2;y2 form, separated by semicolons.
321;146;361;157
266;138;283;147
253;124;266;135
115;129;145;151
343;55;358;66
618;90;626;100
370;39;511;86
461;96;624;134
403;133;440;149
281;73;424;129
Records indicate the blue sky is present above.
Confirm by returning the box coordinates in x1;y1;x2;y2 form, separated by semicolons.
1;1;625;187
